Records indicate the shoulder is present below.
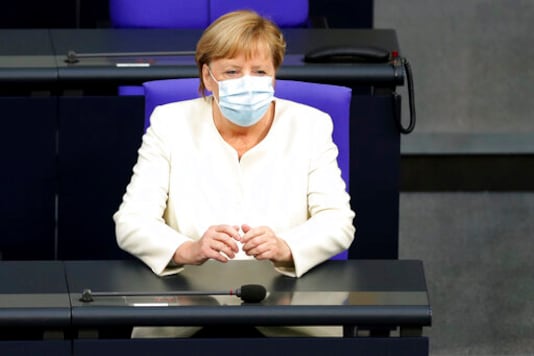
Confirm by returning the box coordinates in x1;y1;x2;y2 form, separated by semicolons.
149;97;211;129
142;97;213;152
273;98;333;131
274;97;326;114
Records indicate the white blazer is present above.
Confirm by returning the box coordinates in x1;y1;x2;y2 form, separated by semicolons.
114;97;355;278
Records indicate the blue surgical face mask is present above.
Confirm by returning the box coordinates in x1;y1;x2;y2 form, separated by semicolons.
209;69;274;127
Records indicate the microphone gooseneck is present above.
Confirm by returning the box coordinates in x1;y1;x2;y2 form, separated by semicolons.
79;284;267;303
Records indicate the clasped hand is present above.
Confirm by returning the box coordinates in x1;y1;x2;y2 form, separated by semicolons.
174;224;292;265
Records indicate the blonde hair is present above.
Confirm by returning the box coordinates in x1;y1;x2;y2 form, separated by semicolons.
195;10;286;95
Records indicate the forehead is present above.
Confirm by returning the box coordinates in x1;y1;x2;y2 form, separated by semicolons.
213;40;273;65
212;48;274;67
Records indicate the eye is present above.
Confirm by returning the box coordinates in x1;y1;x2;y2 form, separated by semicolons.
254;70;268;76
224;70;240;78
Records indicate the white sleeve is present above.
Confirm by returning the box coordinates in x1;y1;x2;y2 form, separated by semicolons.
113;106;189;276
277;112;355;278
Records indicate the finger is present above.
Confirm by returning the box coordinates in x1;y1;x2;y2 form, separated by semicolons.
216;225;241;241
253;251;270;260
219;238;241;258
202;243;229;263
242;236;264;255
209;251;229;263
214;233;239;253
247;244;273;260
206;242;235;262
241;226;261;243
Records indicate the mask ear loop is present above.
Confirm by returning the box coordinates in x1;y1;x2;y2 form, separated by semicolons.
206;66;221;106
207;67;219;84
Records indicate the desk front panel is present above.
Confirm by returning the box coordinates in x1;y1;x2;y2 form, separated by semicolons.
0;340;70;356
73;337;429;356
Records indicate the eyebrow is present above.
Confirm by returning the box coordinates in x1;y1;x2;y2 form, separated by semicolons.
219;63;270;70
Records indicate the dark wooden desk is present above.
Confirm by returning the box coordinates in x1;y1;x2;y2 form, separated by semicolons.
65;259;430;355
0;259;430;355
0;29;57;92
65;259;431;333
0;261;71;355
0;261;70;332
48;28;401;91
0;28;402;93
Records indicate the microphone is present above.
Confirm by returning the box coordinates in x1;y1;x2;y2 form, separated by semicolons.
65;50;196;64
233;284;267;303
79;284;267;304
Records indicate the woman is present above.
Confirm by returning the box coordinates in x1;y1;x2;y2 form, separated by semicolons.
114;10;354;282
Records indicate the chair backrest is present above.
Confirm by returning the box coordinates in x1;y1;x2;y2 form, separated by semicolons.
109;0;210;28
143;78;351;260
209;0;309;27
111;1;311;96
109;0;309;29
110;0;208;95
143;78;350;186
